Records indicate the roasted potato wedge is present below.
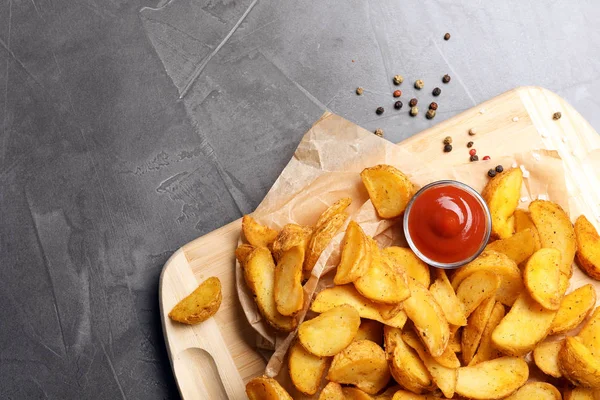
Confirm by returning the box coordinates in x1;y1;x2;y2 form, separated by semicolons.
533;340;563;378
168;276;222;324
560;336;600;387
575;215;600;280
403;278;450;357
355;319;384;345
328;339;391;394
375;386;402;400
469;301;505;366
492;292;556;356
503;382;561;400
550;283;596;335
451;250;524;306
432;343;461;369
564;387;599;400
514;209;536;233
288;341;329;395
318;382;345;400
272;223;313;262
361;164;416;219
235;243;255;266
299;304;360;356
449;327;462;353
383;246;431;288
462;297;496;365
246;376;293;400
342;387;374;400
455;357;529;400
274;246;305;316
243;247;297;332
456;270;500;316
529;199;576;278
430;269;467;327
391;391;439;400
334;221;372;284
485;228;540;264
523;248;562;310
576;306;600;356
316;197;352;228
304;212;348;272
242;215;278;248
482;167;523;239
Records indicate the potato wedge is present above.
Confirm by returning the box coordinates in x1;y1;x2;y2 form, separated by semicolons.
378;302;404;320
383;246;431;288
523;248;562;310
361;164;416;219
433;344;461;369
168;276;222;324
514;209;536;233
299;304;360;356
550;284;596;335
243;247;297;332
503;382;561;400
304;212;347;272
492;292;556;356
449;327;462;353
469;301;505;366
242;215;278;248
575;215;600;280
391;391;439;400
272;223;313;262
288;341;328;395
310;285;407;328
274;246;304;316
451;251;524;306
318;382;345;400
355;319;384;345
485;228;539;264
533;340;563;378
462;297;496;365
576;306;600;357
482;167;523;239
235;243;255;266
246;376;293;400
375;386;402;400
403;278;450;357
334;221;372;284
316;197;352;228
355;240;410;304
384;326;434;394
328;339;391;394
529;199;576;278
456;270;500;317
342;387;374;400
455;357;529;400
560;336;600;387
564;387;599;400
430;269;467;327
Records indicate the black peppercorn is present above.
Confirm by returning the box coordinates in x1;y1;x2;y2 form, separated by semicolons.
467;141;473;148
442;74;451;84
429;102;438;110
488;169;497;178
394;101;403;110
495;165;504;173
444;144;452;152
432;87;441;96
376;107;384;115
444;33;451;40
409;98;418;107
470;155;479;162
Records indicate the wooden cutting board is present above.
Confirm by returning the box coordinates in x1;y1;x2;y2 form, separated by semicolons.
159;86;600;399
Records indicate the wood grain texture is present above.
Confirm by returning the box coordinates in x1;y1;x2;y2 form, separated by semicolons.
159;87;600;399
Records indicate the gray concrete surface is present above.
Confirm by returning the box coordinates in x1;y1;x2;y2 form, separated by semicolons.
1;0;599;398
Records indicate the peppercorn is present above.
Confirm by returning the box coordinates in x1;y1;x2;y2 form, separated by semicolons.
495;165;504;173
483;156;491;160
470;155;479;162
467;141;474;148
410;106;419;117
432;87;441;96
393;90;402;98
468;128;477;136
374;128;384;137
409;98;418;107
442;74;451;83
356;87;364;95
394;101;403;110
393;75;404;85
414;80;424;90
376;107;384;115
426;109;436;119
429;102;438;110
444;144;452;152
444;33;451;40
488;169;497;178
443;136;452;145
469;149;477;156
553;112;562;120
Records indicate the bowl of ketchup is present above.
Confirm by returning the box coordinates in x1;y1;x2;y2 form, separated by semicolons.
403;180;491;269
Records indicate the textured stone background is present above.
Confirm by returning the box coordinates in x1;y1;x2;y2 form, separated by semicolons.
1;0;599;398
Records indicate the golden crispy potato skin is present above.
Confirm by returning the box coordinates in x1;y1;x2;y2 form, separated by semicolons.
318;382;345;400
575;215;600;280
456;270;500;316
502;382;561;400
469;301;505;366
341;387;374;400
560;336;600;388
304;212;347;272
482;167;523;239
550;284;596;335
316;197;352;228
287;341;328;395
485;228;539;264
455;357;529;399
242;215;278;248
334;221;371;285
383;247;430;287
430;269;467;326
523;248;562;310
168;276;222;324
360;164;416;219
563;387;598;400
246;376;293;400
274;246;304;316
271;223;312;262
462;297;496;365
533;340;563;378
298;304;360;357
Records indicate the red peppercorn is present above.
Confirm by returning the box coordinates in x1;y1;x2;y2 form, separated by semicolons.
482;156;491;160
393;90;402;98
469;149;477;156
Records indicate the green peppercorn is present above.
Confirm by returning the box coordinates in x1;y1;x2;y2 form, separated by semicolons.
495;165;504;173
409;98;418;107
442;74;451;84
488;169;497;178
410;106;419;117
467;141;474;148
444;144;452;152
426;109;436;119
394;101;403;110
443;136;452;145
432;87;441;96
393;75;404;85
414;80;424;90
376;107;384;115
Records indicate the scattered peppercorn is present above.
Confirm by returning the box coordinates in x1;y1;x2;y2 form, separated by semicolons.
553;112;562;120
414;80;424;90
470;155;479;162
495;165;504;173
442;74;451;83
444;144;452;152
432;87;441;96
468;128;477;136
393;90;402;98
409;98;418;107
429;102;438;110
394;101;403;110
467;141;474;148
488;169;497;178
374;128;384;137
410;106;419;117
483;155;491;160
444;33;451;40
469;149;477;156
376;107;384;115
443;136;452;145
426;109;436;119
356;87;364;95
393;75;404;85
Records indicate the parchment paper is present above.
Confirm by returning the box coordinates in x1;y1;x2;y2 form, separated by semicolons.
235;111;575;395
